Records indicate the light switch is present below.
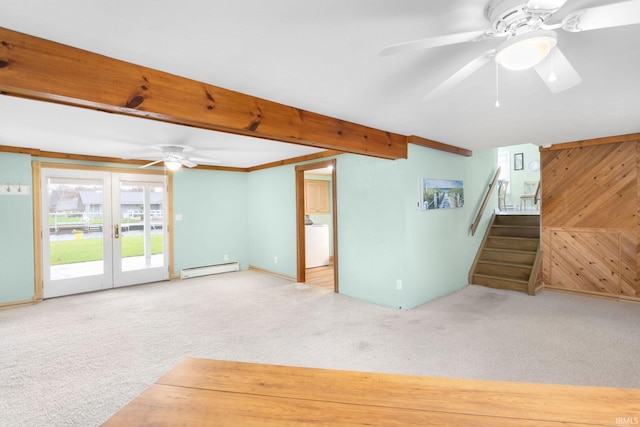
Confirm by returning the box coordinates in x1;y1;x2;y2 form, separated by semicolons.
175;214;183;221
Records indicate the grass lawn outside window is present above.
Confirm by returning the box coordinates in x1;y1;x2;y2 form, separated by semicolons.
50;235;163;265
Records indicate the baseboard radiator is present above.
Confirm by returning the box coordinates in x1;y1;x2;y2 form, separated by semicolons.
180;262;240;279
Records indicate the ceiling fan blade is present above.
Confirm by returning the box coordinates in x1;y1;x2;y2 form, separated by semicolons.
534;47;582;93
122;152;162;160
525;0;567;12
423;50;495;102
181;159;198;168
139;159;163;169
380;30;490;57
561;0;640;32
190;157;222;165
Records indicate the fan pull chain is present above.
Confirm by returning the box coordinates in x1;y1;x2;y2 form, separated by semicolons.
495;61;500;108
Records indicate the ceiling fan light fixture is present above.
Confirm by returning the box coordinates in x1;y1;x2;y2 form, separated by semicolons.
495;30;557;70
164;160;182;171
525;0;567;11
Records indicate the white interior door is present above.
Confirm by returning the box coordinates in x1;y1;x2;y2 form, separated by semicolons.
42;168;168;298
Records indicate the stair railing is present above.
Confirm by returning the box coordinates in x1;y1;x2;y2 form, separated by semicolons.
468;213;497;284
528;247;543;296
534;181;541;207
470;167;501;236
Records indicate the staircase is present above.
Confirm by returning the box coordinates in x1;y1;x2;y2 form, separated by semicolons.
469;214;542;295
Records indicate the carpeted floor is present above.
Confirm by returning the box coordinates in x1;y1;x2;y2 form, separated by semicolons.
1;269;639;426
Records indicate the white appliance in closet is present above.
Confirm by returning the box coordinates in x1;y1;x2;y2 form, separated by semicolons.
305;224;329;268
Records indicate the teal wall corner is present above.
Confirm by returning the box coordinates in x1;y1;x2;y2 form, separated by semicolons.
337;145;497;309
247;166;298;278
172;168;249;274
335;153;408;308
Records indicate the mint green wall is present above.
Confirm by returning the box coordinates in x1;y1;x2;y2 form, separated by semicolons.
244;145;496;308
0;145;496;310
0;155;251;304
337;145;497;309
403;146;497;306
498;143;540;208
0;153;35;304
246;166;298;277
336;154;408;307
172;169;249;273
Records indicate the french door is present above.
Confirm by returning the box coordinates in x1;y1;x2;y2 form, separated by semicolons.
41;168;168;298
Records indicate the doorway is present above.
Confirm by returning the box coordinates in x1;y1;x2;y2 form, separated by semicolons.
295;159;338;292
41;167;168;298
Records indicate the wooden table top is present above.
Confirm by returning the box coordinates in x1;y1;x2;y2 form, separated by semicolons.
104;358;640;426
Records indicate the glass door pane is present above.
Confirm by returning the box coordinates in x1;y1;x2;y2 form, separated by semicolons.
42;170;113;298
113;174;168;287
119;183;164;272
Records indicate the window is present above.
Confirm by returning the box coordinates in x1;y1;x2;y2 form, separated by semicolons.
497;151;511;194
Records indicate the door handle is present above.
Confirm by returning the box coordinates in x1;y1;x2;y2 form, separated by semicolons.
114;224;120;239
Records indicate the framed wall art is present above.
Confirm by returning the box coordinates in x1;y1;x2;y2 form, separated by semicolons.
514;153;524;171
421;179;464;210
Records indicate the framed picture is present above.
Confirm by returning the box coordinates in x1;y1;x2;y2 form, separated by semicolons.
421;178;464;210
514;153;524;171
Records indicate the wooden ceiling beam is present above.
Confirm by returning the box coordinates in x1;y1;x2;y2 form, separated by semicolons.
408;135;472;157
0;27;407;160
248;150;343;172
538;132;640;152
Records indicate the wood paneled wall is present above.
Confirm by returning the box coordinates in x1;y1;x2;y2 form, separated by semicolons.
540;137;640;300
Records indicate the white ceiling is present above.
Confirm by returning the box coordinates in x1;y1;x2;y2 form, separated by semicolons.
0;96;325;168
1;0;640;168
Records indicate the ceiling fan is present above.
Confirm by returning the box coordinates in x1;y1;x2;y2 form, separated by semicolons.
381;0;640;101
136;145;219;171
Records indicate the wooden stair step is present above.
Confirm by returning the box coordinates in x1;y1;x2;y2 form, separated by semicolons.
485;236;540;251
469;213;541;295
477;260;533;269
489;228;540;239
483;247;536;254
471;274;529;293
493;215;540;227
480;248;536;264
491;225;540;232
487;236;538;241
475;261;532;281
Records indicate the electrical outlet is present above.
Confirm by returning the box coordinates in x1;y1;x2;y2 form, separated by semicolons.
224;254;229;261
175;214;183;221
274;256;278;264
396;279;402;290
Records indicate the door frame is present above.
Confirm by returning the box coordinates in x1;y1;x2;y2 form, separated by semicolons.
40;167;113;297
33;162;173;300
295;159;338;291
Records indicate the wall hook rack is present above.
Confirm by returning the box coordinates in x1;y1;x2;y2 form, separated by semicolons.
0;182;30;196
